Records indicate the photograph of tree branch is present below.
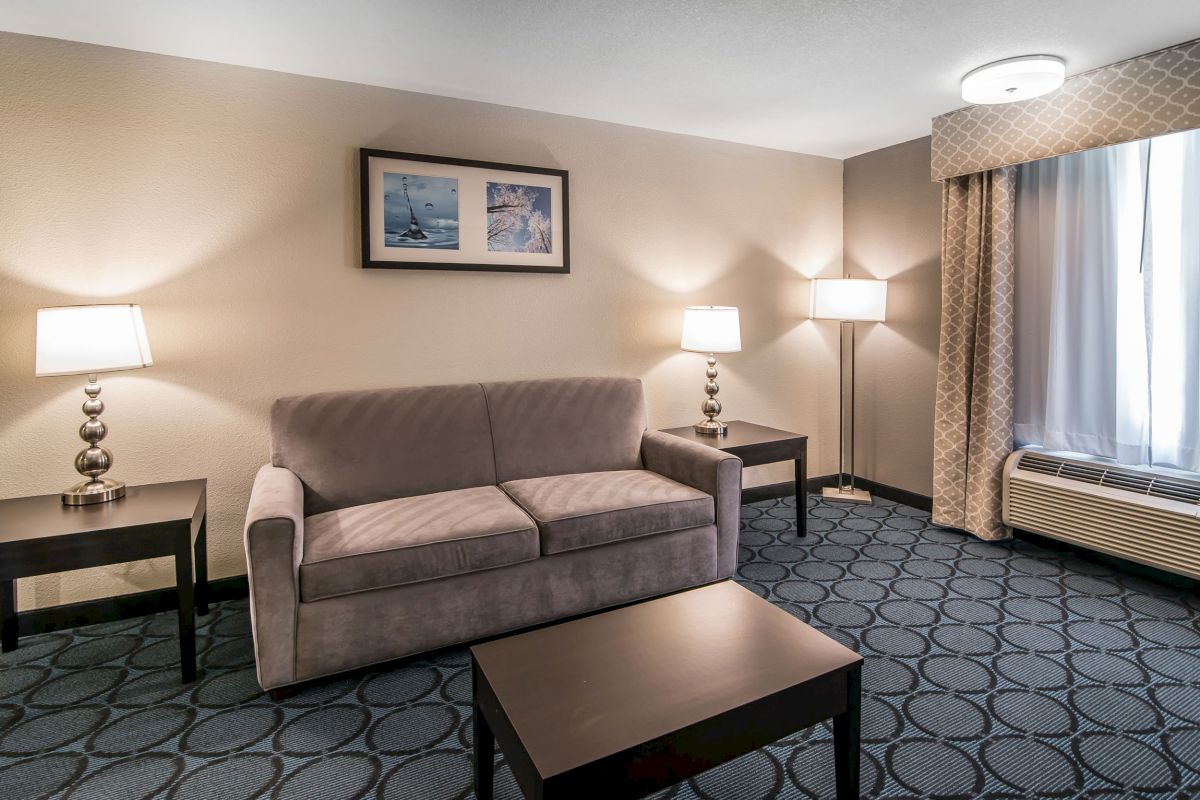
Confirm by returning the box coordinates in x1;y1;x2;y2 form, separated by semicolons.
487;182;552;253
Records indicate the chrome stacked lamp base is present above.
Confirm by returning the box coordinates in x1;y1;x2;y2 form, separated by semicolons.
62;373;125;506
64;477;125;506
693;354;728;435
693;419;728;435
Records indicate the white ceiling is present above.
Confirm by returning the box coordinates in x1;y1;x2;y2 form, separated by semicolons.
2;0;1198;159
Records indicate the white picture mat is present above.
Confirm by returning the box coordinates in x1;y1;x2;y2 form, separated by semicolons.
367;156;564;266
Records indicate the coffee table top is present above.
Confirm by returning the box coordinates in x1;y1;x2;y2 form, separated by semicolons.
470;580;861;778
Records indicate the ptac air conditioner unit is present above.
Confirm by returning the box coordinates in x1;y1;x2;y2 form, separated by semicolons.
1002;448;1200;579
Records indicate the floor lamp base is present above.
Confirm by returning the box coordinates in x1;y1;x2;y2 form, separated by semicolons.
822;485;873;504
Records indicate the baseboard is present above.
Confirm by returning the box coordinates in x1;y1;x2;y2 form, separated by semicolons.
835;475;934;512
17;575;250;638
741;482;795;504
742;474;933;512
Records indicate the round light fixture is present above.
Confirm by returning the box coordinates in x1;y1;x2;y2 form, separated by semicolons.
961;55;1066;105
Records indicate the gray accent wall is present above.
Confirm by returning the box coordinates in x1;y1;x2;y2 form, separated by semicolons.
843;137;942;498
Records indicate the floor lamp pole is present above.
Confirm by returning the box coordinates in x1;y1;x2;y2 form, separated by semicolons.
824;319;872;503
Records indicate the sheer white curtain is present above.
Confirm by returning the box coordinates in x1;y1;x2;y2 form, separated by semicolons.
1014;130;1200;473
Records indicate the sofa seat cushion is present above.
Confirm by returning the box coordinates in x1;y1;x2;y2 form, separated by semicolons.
300;486;538;602
502;470;714;555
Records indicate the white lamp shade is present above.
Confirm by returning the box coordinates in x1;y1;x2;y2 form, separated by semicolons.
36;304;154;377
961;55;1065;105
810;279;888;322
680;306;741;353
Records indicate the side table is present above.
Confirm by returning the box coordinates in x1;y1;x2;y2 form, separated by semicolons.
0;479;209;683
659;421;809;540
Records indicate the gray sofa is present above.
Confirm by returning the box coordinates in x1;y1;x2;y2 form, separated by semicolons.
243;376;742;692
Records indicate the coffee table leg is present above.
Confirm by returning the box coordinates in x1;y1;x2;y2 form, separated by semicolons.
1;580;17;652
473;665;494;800
833;665;861;800
174;536;197;684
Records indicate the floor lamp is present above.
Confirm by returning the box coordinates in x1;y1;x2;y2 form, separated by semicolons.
811;279;888;503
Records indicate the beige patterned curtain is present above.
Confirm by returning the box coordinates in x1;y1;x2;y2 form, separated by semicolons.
932;168;1016;541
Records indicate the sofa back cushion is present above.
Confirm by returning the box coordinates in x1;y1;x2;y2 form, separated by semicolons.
271;383;497;515
483;377;647;482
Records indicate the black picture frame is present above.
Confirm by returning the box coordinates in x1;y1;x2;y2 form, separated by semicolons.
359;148;570;274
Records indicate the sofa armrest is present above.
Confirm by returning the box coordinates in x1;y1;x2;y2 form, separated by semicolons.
641;430;743;577
244;464;305;691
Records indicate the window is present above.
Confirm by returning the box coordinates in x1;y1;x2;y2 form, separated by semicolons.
1014;129;1200;474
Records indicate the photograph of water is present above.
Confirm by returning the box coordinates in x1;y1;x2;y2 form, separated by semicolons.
383;172;459;249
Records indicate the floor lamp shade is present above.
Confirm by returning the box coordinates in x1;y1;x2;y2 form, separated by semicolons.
810;279;887;322
35;304;153;505
811;280;886;504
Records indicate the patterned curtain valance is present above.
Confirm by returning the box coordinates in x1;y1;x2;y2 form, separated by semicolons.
931;39;1200;181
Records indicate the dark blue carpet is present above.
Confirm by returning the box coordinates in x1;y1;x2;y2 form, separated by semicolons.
1;495;1199;799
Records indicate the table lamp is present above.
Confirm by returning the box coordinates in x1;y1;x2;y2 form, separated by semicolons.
680;306;741;435
811;279;887;503
35;304;154;505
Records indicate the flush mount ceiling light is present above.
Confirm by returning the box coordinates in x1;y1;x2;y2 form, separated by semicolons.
961;55;1066;105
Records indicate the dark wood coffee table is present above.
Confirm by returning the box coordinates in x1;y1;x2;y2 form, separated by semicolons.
0;480;209;683
659;421;809;540
470;580;862;800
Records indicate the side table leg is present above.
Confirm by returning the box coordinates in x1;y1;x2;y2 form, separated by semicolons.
1;580;17;652
195;516;210;616
833;665;862;800
795;448;809;540
473;666;495;800
175;536;197;683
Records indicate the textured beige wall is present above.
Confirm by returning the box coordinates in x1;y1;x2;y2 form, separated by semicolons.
842;137;941;497
0;34;843;610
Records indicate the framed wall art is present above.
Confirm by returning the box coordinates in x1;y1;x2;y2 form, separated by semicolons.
359;148;570;273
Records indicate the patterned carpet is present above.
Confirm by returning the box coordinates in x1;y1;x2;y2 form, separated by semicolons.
2;495;1199;799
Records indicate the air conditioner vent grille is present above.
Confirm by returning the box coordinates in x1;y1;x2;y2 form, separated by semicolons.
1058;463;1105;484
1018;453;1065;476
1100;470;1154;493
1149;479;1200;504
1015;451;1200;505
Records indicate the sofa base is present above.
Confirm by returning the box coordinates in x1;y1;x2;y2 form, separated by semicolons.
275;524;720;690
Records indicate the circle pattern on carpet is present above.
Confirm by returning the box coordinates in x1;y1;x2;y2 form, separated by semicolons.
1;495;1198;798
